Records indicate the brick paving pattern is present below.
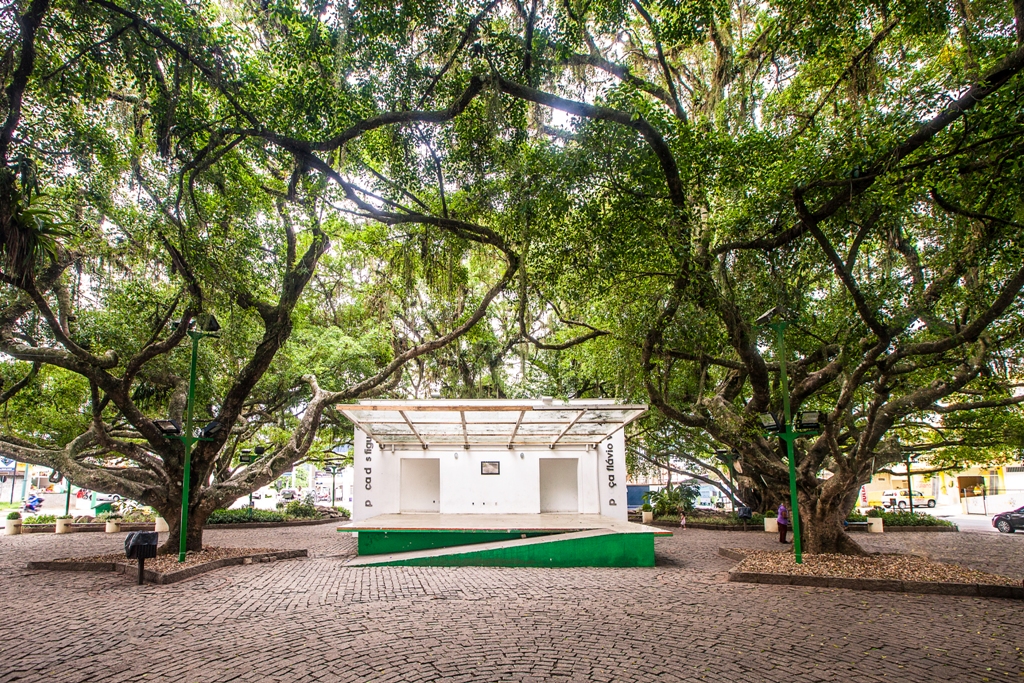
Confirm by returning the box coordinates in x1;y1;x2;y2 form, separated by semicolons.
1;524;1022;682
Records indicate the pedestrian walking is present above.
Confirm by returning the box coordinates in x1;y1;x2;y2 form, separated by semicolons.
777;502;790;543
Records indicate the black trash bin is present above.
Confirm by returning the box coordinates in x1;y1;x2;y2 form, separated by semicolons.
125;531;159;584
736;506;753;520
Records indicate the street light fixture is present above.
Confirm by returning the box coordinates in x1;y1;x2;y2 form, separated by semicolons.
197;421;223;439
165;313;222;562
759;413;782;432
154;419;182;436
796;411;823;431
238;446;270;520
903;451;919;515
756;307;823;565
714;448;743;508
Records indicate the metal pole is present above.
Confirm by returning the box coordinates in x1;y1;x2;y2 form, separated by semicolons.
905;452;914;515
331;470;337;507
65;484;71;517
773;322;803;564
178;332;200;563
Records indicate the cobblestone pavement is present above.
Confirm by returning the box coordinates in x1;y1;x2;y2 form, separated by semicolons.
1;525;1021;682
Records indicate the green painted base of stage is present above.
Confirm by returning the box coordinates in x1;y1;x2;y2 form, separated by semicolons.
356;529;557;555
344;529;656;567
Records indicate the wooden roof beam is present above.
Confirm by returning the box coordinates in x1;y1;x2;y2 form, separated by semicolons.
550;410;587;448
507;410;525;449
399;410;429;449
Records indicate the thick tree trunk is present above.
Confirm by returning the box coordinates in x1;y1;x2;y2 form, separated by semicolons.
158;504;210;555
801;496;866;555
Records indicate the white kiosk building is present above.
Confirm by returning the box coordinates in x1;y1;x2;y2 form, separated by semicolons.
337;399;665;567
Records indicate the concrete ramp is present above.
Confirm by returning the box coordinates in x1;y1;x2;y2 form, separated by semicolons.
343;528;655;567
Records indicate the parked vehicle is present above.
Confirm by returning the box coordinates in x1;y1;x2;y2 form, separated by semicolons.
992;505;1024;533
881;489;936;509
94;492;122;502
278;488;299;501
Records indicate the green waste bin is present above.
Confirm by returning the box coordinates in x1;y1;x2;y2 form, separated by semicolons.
90;493;114;515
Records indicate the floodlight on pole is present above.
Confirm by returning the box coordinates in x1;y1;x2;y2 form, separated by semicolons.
759;413;782;432
197;421;223;439
154;419;182;436
755;305;817;564
796;411;823;431
714;448;742;507
168;312;222;562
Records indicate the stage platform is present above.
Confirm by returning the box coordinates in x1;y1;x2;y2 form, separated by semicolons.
338;514;668;567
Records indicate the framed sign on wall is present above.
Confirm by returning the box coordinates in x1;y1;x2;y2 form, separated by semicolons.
481;462;500;475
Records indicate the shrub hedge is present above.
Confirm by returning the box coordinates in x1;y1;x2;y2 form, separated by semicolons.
23;514;56;524
207;508;286;524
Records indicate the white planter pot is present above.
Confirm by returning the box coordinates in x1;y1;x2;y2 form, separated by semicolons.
5;519;22;535
55;519;73;534
154;517;169;533
105;520;120;533
641;511;653;524
867;517;884;533
764;517;778;533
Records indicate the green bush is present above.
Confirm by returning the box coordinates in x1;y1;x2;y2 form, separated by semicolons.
853;509;951;526
7;511;22;520
685;513;766;526
57;515;73;520
207;508;286;524
875;510;954;527
24;514;56;524
120;510;156;523
642;483;700;517
285;501;318;519
640;502;653;512
334;506;351;518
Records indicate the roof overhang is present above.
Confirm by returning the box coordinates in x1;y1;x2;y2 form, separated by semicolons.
337;399;647;449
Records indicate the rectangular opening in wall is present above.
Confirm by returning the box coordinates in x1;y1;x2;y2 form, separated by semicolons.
539;458;579;513
400;458;440;513
481;462;500;475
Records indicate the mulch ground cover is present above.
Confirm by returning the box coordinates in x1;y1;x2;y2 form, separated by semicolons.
729;548;1019;586
41;546;278;573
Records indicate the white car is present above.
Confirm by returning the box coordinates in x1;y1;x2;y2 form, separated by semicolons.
881;489;936;509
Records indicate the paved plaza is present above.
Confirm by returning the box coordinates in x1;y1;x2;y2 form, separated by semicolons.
1;524;1022;682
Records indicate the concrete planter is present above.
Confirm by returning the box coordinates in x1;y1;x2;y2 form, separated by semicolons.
867;517;884;533
764;517;778;533
56;518;73;534
641;511;653;524
5;518;22;535
154;517;169;533
105;520;121;533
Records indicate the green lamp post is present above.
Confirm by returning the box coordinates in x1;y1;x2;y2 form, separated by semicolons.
756;307;823;565
155;314;222;562
714;448;742;509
